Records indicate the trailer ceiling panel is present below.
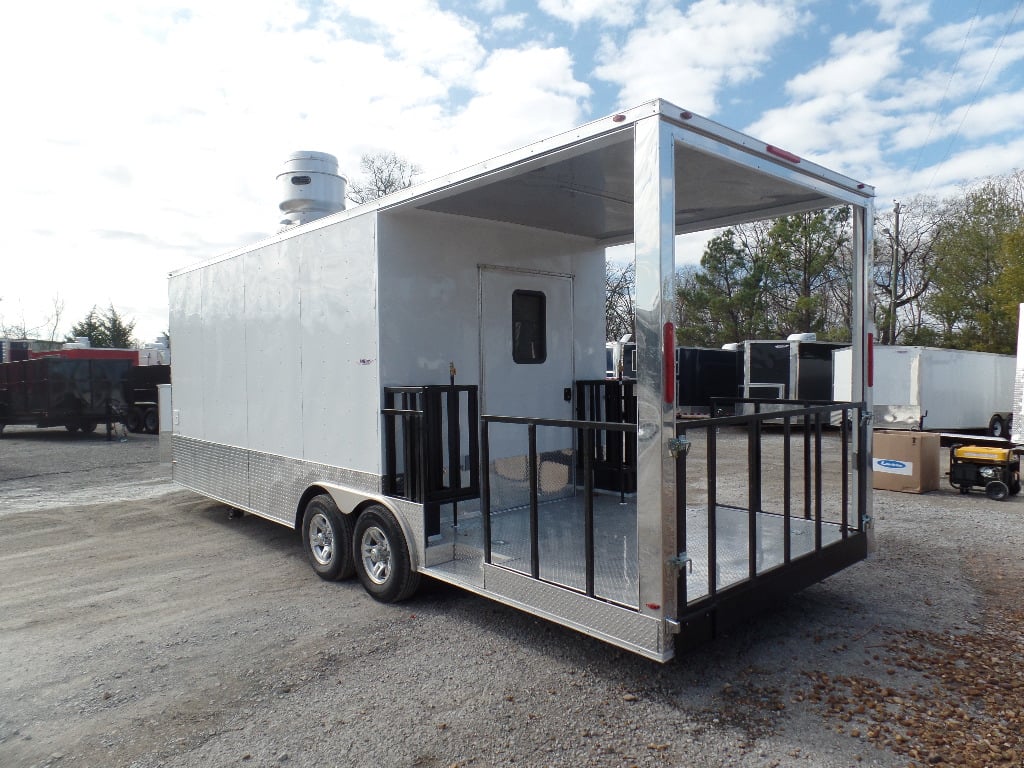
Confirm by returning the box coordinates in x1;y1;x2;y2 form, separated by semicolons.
418;128;845;242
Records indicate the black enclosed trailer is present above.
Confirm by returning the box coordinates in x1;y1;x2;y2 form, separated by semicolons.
122;365;171;434
676;346;743;416
744;339;848;401
0;357;132;434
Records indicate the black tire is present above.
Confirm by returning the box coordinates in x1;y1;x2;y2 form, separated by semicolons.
1010;478;1021;496
989;414;1006;438
985;480;1009;501
81;421;98;434
353;505;420;603
126;407;143;433
143;408;159;434
301;494;355;581
65;423;79;432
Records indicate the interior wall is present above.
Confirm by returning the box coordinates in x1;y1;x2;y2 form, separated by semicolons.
376;207;606;390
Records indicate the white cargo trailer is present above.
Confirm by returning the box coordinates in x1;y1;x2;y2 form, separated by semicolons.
170;100;875;662
833;345;1014;434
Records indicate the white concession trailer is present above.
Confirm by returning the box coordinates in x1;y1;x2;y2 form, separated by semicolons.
170;100;875;662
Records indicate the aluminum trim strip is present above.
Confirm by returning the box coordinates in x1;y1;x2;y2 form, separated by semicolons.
481;563;670;661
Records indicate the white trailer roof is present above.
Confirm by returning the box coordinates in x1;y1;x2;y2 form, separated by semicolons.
385;99;873;242
172;98;873;274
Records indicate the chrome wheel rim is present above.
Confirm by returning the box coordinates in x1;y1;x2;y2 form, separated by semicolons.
360;525;391;585
308;512;334;566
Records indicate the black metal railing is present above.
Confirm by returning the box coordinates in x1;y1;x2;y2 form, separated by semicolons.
575;379;637;496
381;385;480;506
674;399;868;617
480;414;636;599
480;399;869;623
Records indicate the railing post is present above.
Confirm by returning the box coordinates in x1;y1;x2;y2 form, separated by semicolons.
841;405;850;536
528;423;540;579
783;414;792;564
481;418;492;565
676;426;688;610
747;410;762;579
584;428;595;597
814;411;823;550
707;423;718;599
803;413;812;520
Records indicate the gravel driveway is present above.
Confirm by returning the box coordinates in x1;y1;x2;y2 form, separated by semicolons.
0;426;1020;768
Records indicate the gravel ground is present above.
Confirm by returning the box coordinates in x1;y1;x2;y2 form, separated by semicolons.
0;425;1021;768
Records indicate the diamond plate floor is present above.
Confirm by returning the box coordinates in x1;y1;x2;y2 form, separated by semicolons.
426;494;849;609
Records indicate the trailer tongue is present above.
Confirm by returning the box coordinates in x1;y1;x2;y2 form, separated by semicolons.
169;100;874;661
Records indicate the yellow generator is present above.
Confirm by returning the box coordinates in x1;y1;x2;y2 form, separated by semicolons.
948;444;1021;500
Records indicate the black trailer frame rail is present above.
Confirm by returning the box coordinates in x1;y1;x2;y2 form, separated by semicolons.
480;399;869;643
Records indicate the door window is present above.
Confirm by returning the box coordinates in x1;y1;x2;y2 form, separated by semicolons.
512;290;546;364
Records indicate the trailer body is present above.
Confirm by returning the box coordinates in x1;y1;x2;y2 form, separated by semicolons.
676;346;743;416
170;100;875;662
122;364;172;433
605;340;637;379
834;345;1014;432
744;339;848;401
0;357;133;433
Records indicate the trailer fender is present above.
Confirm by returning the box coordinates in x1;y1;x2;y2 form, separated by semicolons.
299;483;420;571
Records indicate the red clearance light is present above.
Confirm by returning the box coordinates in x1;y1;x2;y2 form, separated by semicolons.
766;145;801;163
612;113;626;123
679;111;693;120
646;602;661;610
867;333;874;388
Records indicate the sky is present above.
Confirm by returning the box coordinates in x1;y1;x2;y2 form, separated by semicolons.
1;0;1022;344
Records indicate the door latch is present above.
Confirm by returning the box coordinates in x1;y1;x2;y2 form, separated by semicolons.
563;387;572;402
668;551;693;573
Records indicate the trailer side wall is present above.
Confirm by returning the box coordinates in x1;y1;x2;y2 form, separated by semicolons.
170;212;382;476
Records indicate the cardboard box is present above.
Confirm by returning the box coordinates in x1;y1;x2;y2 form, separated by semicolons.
872;430;940;493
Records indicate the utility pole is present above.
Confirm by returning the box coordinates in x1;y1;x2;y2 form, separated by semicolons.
890;201;901;345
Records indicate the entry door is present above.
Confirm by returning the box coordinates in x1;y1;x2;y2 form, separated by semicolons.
480;267;574;458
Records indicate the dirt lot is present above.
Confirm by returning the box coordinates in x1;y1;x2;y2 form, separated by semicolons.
1;426;1021;768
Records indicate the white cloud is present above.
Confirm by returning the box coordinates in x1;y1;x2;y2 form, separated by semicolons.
443;46;591;159
327;1;486;84
785;29;904;98
538;0;642;27
868;0;930;27
594;0;811;114
492;13;528;32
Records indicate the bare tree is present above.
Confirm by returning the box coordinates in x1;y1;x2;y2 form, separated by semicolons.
45;295;65;342
605;260;635;341
0;297;30;339
874;197;941;345
347;152;421;205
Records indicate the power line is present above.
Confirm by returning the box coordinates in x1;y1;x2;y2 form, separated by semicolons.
926;0;1024;193
910;0;982;177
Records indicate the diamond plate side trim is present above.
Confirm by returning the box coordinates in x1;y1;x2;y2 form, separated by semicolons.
172;435;249;509
482;563;670;661
172;435;384;527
